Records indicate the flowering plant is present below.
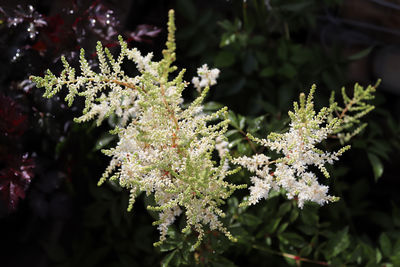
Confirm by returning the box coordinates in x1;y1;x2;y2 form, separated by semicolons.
30;9;377;251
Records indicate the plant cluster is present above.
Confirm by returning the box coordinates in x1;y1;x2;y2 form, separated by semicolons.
31;9;377;253
3;1;400;266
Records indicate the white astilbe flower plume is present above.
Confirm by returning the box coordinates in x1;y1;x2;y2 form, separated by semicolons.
30;10;245;249
233;85;350;208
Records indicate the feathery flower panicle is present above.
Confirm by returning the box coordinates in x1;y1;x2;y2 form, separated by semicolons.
30;10;245;249
233;85;350;208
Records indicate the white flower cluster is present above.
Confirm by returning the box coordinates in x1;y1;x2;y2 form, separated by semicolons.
233;86;350;208
31;10;244;249
192;64;220;92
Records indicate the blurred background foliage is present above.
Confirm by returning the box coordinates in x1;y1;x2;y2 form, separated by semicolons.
0;0;400;266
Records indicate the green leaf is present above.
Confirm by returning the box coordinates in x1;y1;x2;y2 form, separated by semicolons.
238;142;252;156
215;51;236;68
228;111;240;129
300;206;319;225
264;218;282;234
277;222;289;234
347;46;374;61
376;248;383;263
220;33;236;47
379;233;392;257
161;250;178;267
391;239;400;265
300;245;313;256
218;20;234;31
324;227;350;258
159;241;177;252
225;129;239;138
247;115;265;133
240;213;263;227
278;202;292;217
367;153;384;181
238;115;246;130
229;138;242;149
